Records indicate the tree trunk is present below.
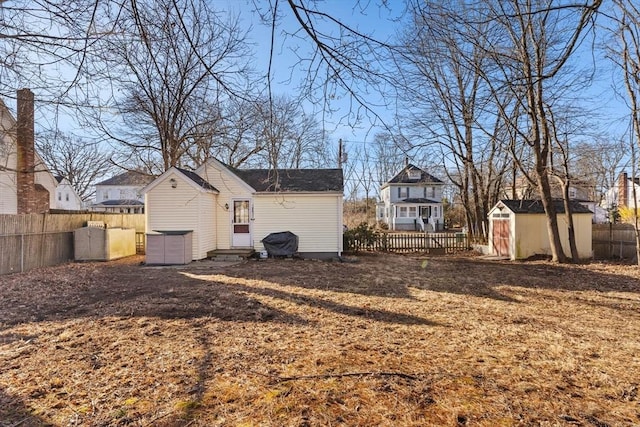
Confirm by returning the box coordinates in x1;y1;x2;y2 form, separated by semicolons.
536;164;567;263
561;182;579;262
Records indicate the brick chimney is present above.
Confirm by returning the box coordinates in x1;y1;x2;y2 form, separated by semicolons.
16;88;49;214
618;172;628;208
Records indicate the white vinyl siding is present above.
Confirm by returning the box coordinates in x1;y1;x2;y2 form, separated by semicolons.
0;172;17;214
253;193;342;254
198;163;253;250
145;172;216;260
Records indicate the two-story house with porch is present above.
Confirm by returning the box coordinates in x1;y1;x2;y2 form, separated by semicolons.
92;170;154;213
376;163;444;231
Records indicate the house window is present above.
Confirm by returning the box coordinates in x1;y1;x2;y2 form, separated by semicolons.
119;189;126;199
399;187;408;198
408;206;417;217
408;170;421;179
103;190;108;200
65;193;69;202
430;187;436;198
569;188;576;198
57;192;61;201
398;207;408;217
423;187;427;198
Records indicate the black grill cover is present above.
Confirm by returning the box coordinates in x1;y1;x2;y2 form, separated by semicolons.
261;231;298;257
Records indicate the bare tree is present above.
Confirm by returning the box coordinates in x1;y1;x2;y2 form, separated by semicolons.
482;0;601;262
572;138;627;205
251;95;331;170
396;1;512;239
83;0;253;173
371;132;410;186
608;0;640;264
0;1;98;97
36;132;113;201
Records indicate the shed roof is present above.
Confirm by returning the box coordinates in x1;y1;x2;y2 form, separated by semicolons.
385;164;443;185
232;168;344;192
498;199;592;214
96;170;154;186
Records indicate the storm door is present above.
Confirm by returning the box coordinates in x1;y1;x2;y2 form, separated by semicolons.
231;199;251;247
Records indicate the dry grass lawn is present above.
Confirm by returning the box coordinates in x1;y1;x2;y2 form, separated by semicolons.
1;253;639;426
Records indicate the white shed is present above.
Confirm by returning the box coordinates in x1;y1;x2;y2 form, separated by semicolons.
488;199;593;260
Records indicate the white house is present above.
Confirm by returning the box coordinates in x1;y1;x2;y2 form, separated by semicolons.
142;159;344;261
93;170;154;213
512;175;606;223
376;163;444;231
605;172;640;213
54;176;83;211
0;89;58;214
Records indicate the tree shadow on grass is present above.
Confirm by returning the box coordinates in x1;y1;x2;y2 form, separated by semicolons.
216;253;640;305
0;387;51;427
0;265;307;327
0;259;437;328
181;270;438;326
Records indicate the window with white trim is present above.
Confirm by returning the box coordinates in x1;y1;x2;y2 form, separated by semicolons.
408;206;417;217
399;206;408;217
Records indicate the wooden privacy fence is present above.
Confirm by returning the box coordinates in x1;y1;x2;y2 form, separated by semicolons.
0;213;145;275
592;223;638;260
350;232;470;254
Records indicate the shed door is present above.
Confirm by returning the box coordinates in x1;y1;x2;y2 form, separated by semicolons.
493;219;510;257
231;199;251;247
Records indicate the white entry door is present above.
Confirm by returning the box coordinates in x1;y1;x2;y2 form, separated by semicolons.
231;199;251;247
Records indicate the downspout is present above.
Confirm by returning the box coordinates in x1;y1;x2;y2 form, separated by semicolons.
338;194;342;256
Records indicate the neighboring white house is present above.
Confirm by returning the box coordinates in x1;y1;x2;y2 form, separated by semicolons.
605;172;640;213
93;170;154;213
0;90;58;214
488;199;593;260
511;175;606;223
376;163;444;231
54;176;83;211
142;159;344;261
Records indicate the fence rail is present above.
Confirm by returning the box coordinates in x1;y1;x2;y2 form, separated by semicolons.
0;213;145;275
350;232;470;254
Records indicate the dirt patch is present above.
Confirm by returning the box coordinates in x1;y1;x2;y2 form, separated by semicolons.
1;254;640;426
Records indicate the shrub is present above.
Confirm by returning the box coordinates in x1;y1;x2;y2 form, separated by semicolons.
343;222;379;252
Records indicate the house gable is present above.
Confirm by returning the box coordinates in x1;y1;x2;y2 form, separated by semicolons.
382;163;443;188
142;167;219;195
195;158;256;194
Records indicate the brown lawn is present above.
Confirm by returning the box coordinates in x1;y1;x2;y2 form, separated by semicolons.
1;253;639;426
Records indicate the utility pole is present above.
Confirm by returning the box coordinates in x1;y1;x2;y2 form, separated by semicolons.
338;138;343;168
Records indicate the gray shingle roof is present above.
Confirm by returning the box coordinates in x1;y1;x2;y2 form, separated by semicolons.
386;164;443;184
399;198;441;204
94;199;144;207
232;168;344;192
96;170;155;186
499;199;593;214
176;167;218;192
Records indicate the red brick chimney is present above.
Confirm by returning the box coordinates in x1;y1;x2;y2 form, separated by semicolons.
16;88;49;214
618;172;628;208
